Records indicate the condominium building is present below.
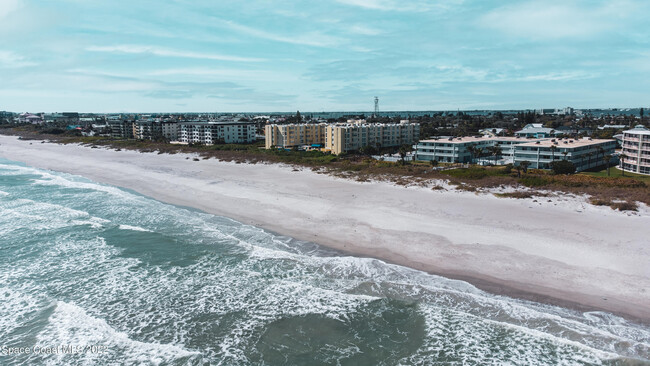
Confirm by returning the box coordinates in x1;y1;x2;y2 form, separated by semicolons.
265;122;420;155
265;123;327;149
162;121;179;141
415;136;533;164
513;138;616;171
132;121;162;140
415;136;616;171
621;125;650;175
326;122;420;155
178;121;256;144
108;120;134;139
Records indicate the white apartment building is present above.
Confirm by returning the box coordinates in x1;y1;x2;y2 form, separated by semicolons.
179;122;256;144
514;138;616;172
415;136;532;164
415;136;616;171
621;125;650;175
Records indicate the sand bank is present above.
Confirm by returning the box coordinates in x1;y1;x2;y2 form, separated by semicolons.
1;135;648;321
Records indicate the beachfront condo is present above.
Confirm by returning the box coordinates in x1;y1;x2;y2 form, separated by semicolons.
162;121;179;141
265;123;328;149
415;136;616;171
415;136;535;164
621;125;650;175
132;121;163;140
513;138;616;171
265;122;420;155
178;121;256;145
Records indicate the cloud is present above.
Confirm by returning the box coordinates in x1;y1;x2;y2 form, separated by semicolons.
348;24;383;36
216;19;343;48
479;1;634;40
334;0;463;12
0;50;36;68
0;0;20;18
85;45;265;62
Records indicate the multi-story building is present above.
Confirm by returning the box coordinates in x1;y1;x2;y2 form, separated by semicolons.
265;123;327;149
132;121;162;140
415;136;616;171
265;122;420;155
513;138;616;171
162;121;179;141
621;125;650;175
179;121;256;144
325;122;420;155
108;120;134;139
415;136;532;164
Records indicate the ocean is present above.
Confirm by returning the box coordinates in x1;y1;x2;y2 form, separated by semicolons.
0;157;648;365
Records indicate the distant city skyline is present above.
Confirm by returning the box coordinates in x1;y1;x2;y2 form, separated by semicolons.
1;0;649;113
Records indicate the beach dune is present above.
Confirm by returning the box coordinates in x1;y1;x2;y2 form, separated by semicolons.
1;135;648;321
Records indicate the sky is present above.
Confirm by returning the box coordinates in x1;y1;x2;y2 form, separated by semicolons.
0;0;649;113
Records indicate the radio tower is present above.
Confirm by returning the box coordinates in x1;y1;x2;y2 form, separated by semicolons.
373;96;379;118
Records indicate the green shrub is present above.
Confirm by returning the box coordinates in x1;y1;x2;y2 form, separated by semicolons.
550;160;576;175
519;176;551;187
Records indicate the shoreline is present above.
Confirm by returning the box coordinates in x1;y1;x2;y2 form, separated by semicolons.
1;135;649;323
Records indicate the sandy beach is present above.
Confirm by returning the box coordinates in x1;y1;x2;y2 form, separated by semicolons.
1;135;649;321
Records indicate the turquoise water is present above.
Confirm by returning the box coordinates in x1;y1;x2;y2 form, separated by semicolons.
0;158;648;365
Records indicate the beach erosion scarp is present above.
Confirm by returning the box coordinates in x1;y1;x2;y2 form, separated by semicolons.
1;134;649;322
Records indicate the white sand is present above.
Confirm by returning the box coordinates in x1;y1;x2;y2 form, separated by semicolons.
1;135;649;320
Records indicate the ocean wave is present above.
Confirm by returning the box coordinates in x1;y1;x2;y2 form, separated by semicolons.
2;159;649;364
31;301;202;365
118;224;152;232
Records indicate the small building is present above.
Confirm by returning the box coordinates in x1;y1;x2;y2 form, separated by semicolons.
515;124;563;138
18;113;43;124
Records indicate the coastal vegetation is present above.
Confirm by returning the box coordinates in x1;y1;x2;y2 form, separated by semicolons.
1;127;648;212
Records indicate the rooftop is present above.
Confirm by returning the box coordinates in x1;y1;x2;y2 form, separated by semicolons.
517;138;615;148
419;136;542;144
624;125;650;135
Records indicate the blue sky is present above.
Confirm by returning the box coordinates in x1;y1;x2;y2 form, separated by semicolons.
0;0;648;112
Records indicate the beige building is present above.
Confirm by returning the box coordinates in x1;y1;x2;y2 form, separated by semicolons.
265;122;420;155
265;123;327;149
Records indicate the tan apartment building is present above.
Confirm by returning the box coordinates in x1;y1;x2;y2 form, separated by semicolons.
325;122;420;154
265;122;420;154
265;123;327;149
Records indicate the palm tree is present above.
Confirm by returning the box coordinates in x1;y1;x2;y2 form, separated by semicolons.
587;152;594;169
520;160;531;174
466;145;476;164
619;152;626;177
398;144;411;166
475;147;484;165
550;145;557;163
603;154;612;176
489;145;501;164
562;151;568;161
